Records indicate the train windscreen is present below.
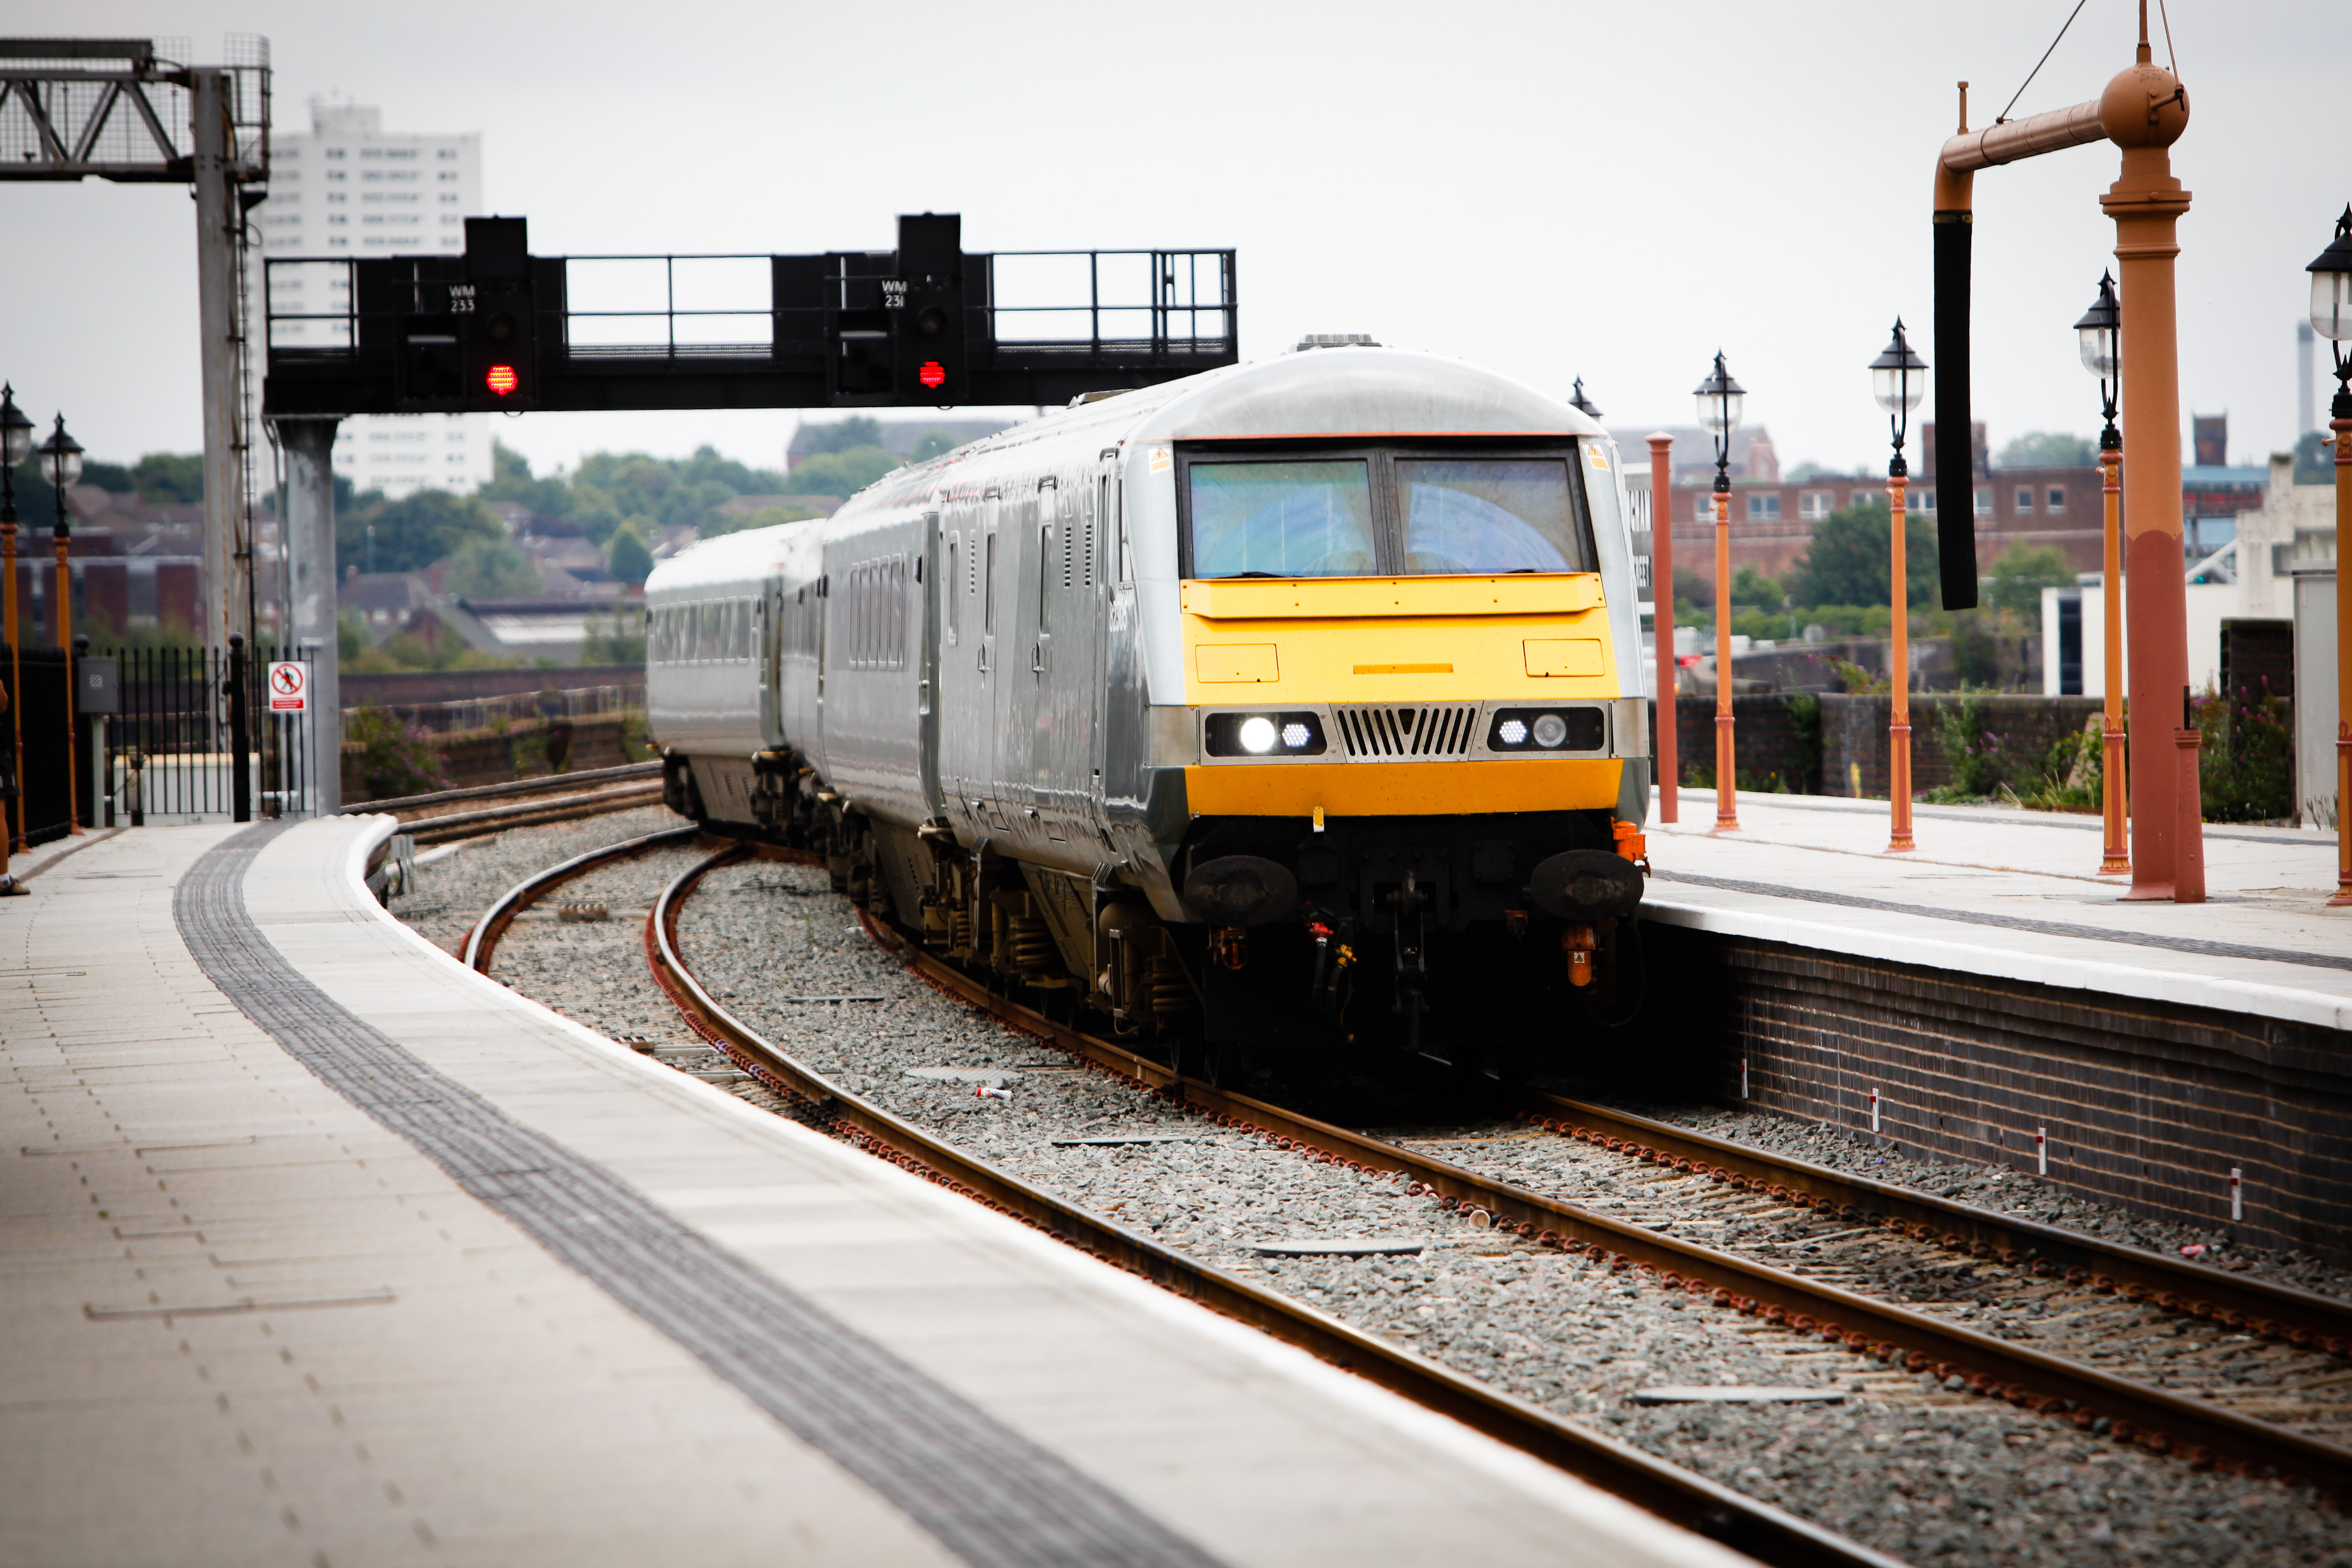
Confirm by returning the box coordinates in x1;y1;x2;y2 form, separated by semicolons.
1186;460;1377;578
1396;459;1581;574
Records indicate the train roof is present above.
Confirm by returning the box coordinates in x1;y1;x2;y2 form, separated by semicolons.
644;516;819;600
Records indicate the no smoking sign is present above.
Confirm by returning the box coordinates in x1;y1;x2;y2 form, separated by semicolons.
267;661;310;713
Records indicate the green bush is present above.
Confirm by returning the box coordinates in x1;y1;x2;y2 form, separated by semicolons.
2197;683;2295;823
346;706;448;800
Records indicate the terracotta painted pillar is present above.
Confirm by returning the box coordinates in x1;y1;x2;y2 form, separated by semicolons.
2099;43;2192;900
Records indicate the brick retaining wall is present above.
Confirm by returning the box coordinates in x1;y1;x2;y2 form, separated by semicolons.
1635;922;2352;1263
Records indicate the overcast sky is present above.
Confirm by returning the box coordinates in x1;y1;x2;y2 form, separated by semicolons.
4;0;2342;483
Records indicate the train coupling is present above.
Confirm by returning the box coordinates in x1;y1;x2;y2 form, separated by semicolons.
1563;923;1598;987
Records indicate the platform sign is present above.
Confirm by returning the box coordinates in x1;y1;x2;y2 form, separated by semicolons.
267;661;310;713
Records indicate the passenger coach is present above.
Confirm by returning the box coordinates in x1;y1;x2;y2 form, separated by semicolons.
647;344;1652;1082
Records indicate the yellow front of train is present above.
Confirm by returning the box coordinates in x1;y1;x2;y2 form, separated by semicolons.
1126;347;1652;1066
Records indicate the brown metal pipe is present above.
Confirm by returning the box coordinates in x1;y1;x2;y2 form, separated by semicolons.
1939;99;2108;175
1648;434;1676;824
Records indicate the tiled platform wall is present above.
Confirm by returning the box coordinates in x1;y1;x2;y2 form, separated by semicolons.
1639;923;2352;1263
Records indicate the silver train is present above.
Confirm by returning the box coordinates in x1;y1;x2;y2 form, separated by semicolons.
646;346;1652;1079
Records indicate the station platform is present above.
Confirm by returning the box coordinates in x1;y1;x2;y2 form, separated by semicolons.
1639;790;2349;1258
1;815;1739;1568
1646;791;2347;1032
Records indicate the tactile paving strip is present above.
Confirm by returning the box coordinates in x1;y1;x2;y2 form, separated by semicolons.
176;823;1222;1568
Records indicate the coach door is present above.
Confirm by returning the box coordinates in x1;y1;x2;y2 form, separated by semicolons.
936;489;998;840
917;506;946;819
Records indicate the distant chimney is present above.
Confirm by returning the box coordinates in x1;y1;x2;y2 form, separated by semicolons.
2193;414;2227;468
1918;421;1988;478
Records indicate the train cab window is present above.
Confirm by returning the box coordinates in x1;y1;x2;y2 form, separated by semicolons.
1396;458;1584;574
1185;459;1376;578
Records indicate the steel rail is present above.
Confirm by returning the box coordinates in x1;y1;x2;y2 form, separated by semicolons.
346;760;661;816
645;845;1896;1568
831;893;2352;1498
399;783;666;843
1515;1091;2352;1356
459;823;706;972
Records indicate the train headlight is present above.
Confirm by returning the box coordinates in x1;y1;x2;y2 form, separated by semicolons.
1487;707;1605;753
1205;711;1330;758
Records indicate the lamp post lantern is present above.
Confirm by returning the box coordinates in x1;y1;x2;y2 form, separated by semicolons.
2074;272;2131;877
1;385;29;857
2309;206;2352;906
37;415;83;833
1567;378;1603;421
1694;351;1744;831
1869;320;1928;852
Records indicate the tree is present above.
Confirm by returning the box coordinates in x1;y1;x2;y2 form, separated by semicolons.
1984;543;2076;613
1673;564;1712;610
786;446;900;498
1730;565;1784;609
336;488;502;575
1995;431;2094;468
910;428;964;462
446;534;544;599
479;442;574;517
1788;498;1937;609
131;453;204;502
607;521;654;583
796;416;885;457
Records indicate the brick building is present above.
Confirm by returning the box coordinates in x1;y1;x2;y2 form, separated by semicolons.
1637;414;2270;589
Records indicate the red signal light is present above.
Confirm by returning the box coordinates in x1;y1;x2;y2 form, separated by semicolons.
485;364;519;396
917;360;947;390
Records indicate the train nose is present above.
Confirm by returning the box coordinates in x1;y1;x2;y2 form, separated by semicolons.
1183;856;1301;926
1526;849;1643;923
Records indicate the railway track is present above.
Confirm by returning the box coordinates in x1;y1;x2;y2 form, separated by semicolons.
832;904;2352;1500
463;833;1896;1568
457;826;2352;1560
351;761;666;845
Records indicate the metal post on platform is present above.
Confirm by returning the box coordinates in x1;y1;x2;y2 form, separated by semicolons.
2174;686;2205;904
1694;353;1744;832
1870;321;1928;853
276;417;342;814
192;68;248;654
227;633;252;824
1648;433;1677;823
38;415;84;833
0;384;27;857
2304;206;2352;904
2076;272;2131;875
